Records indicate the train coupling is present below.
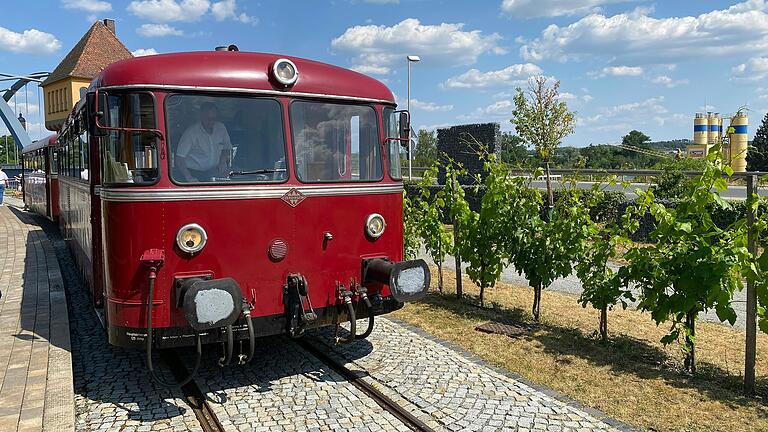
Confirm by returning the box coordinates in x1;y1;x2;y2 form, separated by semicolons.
362;258;431;302
284;274;317;338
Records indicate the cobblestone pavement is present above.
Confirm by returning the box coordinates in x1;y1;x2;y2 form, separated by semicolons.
187;338;411;432
309;318;632;432
0;206;74;432
43;218;203;431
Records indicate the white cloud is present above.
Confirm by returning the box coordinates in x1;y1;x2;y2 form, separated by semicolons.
600;66;643;77
579;97;670;134
331;18;503;75
0;27;61;54
127;0;211;22
458;100;515;122
651;75;688;88
61;0;112;12
211;0;255;24
732;56;768;81
442;63;543;89
410;99;454;112
350;64;390;75
137;24;183;37
500;0;644;18
131;48;159;56
8;99;40;115
520;1;768;63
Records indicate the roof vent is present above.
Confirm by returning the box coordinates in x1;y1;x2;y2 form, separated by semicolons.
103;19;115;34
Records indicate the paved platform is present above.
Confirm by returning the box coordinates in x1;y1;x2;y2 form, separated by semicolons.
0;203;75;431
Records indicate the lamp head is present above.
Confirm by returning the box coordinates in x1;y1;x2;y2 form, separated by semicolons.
407;55;421;62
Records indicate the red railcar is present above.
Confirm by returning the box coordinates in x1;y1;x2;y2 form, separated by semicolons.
21;135;60;221
54;49;428;381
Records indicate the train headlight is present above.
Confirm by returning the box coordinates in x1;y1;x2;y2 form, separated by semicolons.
272;58;299;86
365;213;386;239
176;223;207;254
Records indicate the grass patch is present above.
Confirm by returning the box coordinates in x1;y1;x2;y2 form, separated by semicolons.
391;268;768;432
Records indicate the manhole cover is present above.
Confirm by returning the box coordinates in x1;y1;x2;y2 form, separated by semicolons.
475;320;533;337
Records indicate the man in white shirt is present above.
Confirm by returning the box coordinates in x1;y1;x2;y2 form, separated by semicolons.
175;102;232;182
0;167;8;205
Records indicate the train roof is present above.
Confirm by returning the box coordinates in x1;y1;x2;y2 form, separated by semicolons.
22;134;57;154
95;51;396;104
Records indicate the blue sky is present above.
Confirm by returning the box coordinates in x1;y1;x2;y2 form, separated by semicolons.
2;0;768;146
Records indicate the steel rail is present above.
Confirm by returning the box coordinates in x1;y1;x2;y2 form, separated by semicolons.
160;350;225;432
296;339;435;432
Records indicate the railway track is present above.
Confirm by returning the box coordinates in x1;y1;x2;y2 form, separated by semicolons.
161;350;226;432
159;338;434;432
296;339;435;432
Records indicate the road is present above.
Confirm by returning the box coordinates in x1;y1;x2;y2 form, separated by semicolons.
527;180;766;200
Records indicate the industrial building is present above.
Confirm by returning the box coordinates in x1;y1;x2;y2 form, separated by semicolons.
687;111;749;172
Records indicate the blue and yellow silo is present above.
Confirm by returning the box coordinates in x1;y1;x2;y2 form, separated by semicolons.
689;113;709;157
729;113;748;172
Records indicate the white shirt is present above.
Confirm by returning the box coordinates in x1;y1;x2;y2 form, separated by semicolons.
176;122;232;171
0;170;7;185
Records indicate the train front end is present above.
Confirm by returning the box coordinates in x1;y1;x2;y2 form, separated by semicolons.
93;52;429;369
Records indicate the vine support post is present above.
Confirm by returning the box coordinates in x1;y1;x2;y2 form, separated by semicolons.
600;306;608;342
451;172;463;300
745;174;758;395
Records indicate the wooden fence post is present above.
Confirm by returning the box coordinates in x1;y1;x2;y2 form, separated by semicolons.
745;174;758;395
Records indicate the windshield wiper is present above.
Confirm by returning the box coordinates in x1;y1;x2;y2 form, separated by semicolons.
228;169;287;177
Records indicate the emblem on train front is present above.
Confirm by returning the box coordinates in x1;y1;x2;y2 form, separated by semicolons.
281;188;306;207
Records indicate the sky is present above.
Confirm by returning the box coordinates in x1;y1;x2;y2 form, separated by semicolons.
1;0;768;146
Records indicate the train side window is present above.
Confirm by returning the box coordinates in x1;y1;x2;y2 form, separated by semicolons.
383;107;402;180
102;93;158;185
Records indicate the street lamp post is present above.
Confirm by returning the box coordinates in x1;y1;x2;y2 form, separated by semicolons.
406;55;420;180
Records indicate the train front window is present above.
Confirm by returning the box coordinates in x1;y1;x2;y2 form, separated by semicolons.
102;92;158;185
291;101;382;183
166;95;286;184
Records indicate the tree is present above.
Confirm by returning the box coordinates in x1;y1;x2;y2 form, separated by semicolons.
625;145;750;374
402;191;421;260
511;76;575;215
576;184;636;341
498;132;529;166
747;112;768;171
0;135;19;164
413;129;438;168
511;180;592;321
413;164;453;292
652;157;708;200
622;130;652;148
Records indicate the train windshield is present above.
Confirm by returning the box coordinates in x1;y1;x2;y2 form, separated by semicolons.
166;95;286;184
290;101;382;183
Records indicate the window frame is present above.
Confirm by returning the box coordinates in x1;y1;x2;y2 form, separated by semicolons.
289;98;384;184
382;106;403;181
164;92;290;187
100;90;161;187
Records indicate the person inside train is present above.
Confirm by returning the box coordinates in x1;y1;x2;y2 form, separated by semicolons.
174;102;232;182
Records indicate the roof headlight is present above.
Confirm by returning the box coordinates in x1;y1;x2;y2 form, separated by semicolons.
176;223;208;254
365;213;386;239
272;58;299;86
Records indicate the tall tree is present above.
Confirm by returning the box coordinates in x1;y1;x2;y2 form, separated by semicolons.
511;76;575;214
622;130;652;148
413;129;438;168
747;112;768;172
498;132;528;166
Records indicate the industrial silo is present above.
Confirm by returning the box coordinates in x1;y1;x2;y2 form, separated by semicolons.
707;113;719;146
729;113;748;172
689;113;708;158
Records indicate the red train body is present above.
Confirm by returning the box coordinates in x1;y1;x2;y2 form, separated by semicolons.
22;50;428;366
21;135;59;221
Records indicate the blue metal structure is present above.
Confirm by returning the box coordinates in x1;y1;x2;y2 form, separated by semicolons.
0;72;49;154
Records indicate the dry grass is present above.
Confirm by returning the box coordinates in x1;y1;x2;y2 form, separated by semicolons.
391;268;768;432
